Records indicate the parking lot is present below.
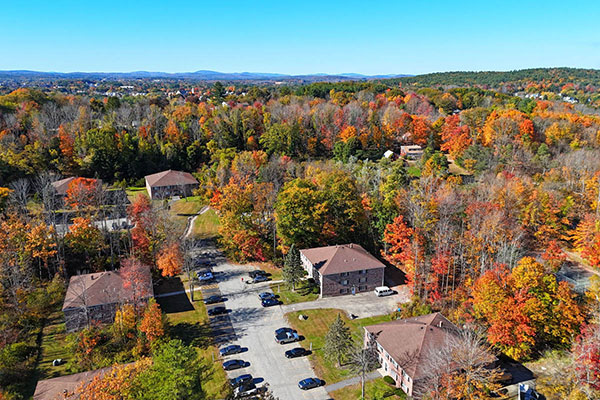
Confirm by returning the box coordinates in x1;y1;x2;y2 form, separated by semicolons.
212;261;330;399
192;240;403;399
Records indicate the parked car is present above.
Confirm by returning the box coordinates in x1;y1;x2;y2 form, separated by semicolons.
285;347;308;358
261;298;280;307
276;331;300;344
198;271;214;282
204;295;223;304
275;327;296;337
298;378;324;390
223;359;246;371
374;286;394;297
219;344;242;356
208;306;227;316
229;374;253;388
249;270;267;278
258;292;275;300
234;382;258;397
246;275;268;284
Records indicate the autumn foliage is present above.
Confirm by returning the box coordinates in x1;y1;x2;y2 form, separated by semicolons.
156;243;183;277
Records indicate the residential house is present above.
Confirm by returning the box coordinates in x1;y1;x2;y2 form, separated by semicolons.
364;313;460;397
62;266;153;332
299;244;385;298
50;177;102;204
33;366;114;399
400;145;423;159
144;169;199;200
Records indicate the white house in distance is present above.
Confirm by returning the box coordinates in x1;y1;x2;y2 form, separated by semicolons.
144;169;199;200
400;145;423;159
299;244;385;297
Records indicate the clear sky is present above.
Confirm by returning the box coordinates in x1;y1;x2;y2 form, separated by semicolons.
2;0;600;75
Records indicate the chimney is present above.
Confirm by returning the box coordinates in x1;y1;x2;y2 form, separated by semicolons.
438;321;443;328
349;243;353;248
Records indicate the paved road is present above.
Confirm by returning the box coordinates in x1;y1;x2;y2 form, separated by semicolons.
280;289;406;318
214;261;331;400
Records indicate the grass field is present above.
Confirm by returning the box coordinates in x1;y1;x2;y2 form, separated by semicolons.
270;280;319;305
158;289;230;399
126;186;148;202
285;308;393;384
168;197;204;235
330;377;407;400
192;207;221;238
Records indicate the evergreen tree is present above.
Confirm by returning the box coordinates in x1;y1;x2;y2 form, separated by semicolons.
324;314;353;367
282;244;305;290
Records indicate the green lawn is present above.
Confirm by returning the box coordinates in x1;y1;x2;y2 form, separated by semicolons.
285;308;393;384
158;290;230;399
192;207;221;238
407;166;421;177
126;186;148;202
330;377;407;400
168;197;204;235
37;312;71;380
270;280;319;305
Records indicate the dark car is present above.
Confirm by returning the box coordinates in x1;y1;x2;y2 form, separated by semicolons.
234;382;258;397
275;327;296;336
261;298;280;307
253;275;269;283
219;344;242;356
298;378;324;390
229;373;253;387
285;347;308;358
223;359;246;371
258;292;275;300
204;295;223;304
208;306;227;316
249;270;267;278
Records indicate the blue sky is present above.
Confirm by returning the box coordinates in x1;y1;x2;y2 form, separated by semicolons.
2;0;600;75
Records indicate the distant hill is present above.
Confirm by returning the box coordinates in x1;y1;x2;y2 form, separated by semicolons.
0;70;412;82
386;67;600;89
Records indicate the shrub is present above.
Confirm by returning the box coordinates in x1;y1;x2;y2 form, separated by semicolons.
383;375;396;386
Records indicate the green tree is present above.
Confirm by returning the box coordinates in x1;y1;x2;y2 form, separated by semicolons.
282;245;305;290
323;314;353;367
133;340;204;400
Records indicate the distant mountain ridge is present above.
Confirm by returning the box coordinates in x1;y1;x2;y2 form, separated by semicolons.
0;69;412;82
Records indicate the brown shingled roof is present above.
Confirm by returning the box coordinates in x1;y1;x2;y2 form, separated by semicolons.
33;366;112;399
62;267;153;311
300;243;385;275
365;313;459;381
50;177;101;196
144;169;198;187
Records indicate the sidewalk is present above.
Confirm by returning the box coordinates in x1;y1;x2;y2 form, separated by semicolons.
324;370;381;392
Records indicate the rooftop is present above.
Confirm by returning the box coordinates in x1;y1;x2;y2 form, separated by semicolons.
33;366;112;400
62;266;152;311
365;312;458;380
300;243;385;275
144;169;198;187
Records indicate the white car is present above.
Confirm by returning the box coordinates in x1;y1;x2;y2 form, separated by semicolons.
374;286;394;297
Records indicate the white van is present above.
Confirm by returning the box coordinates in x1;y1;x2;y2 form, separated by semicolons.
374;286;394;297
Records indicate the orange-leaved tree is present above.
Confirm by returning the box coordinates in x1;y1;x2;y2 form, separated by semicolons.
139;298;166;345
65;177;100;210
156;242;183;277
